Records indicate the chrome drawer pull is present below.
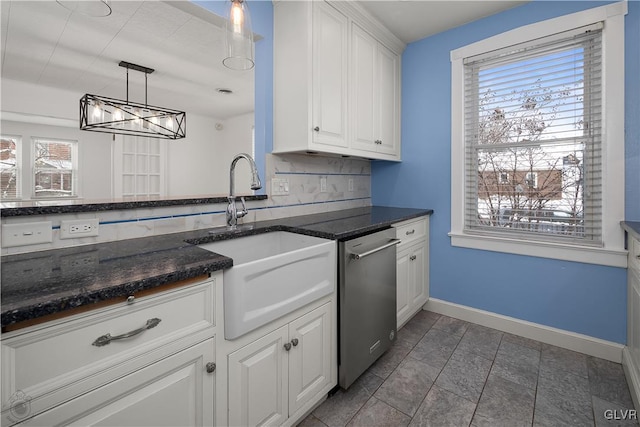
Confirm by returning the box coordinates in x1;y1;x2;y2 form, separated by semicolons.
92;318;162;347
406;229;415;235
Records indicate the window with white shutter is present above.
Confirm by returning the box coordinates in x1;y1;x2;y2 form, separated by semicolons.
449;3;627;267
464;24;602;246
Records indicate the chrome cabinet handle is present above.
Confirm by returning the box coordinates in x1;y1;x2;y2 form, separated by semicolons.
350;239;401;260
410;255;417;261
284;342;292;351
291;338;299;347
206;362;216;374
314;126;320;132
92;318;161;347
406;229;415;235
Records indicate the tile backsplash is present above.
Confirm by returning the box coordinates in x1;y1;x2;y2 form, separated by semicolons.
1;154;372;255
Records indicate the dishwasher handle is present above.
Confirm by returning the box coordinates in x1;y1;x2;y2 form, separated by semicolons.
350;239;401;260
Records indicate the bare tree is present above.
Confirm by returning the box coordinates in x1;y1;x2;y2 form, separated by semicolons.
474;81;585;237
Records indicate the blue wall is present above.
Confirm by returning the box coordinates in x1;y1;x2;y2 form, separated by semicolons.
372;1;639;344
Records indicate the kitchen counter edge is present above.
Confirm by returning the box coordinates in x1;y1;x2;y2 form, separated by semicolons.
1;207;433;328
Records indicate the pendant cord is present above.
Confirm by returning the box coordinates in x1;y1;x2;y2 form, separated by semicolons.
145;72;148;107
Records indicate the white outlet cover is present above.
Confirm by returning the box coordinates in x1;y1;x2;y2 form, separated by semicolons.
320;177;327;193
2;221;53;247
60;218;100;239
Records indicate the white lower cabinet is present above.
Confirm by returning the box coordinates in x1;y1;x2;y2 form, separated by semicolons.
624;234;640;410
19;339;215;427
1;276;217;427
228;303;332;427
394;217;430;328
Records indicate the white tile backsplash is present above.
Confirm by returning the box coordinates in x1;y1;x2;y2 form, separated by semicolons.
1;153;372;254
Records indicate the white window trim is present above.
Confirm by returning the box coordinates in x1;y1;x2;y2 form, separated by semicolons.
450;1;628;268
31;137;79;199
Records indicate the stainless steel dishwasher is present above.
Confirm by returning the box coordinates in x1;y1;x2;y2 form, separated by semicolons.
338;228;400;389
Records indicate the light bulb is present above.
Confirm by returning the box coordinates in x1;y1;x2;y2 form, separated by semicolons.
92;102;102;122
231;0;244;34
166;117;174;130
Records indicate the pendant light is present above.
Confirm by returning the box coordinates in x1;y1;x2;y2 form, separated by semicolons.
223;0;255;71
79;61;186;140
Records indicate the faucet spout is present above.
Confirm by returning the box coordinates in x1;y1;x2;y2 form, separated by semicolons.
229;153;262;198
227;153;262;228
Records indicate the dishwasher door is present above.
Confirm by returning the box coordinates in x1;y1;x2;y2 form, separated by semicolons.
338;228;399;389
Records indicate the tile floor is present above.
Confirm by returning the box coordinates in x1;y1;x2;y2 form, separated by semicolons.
299;311;638;427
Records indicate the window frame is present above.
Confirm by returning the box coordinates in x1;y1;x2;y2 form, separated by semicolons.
31;136;79;199
0;135;22;200
450;2;627;267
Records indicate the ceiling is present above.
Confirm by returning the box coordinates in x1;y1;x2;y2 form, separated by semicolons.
0;0;527;121
0;0;253;119
359;1;528;44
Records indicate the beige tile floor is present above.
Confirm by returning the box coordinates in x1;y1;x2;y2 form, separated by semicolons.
299;311;638;427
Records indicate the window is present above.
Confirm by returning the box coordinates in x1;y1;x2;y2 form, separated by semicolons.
450;3;627;267
0;135;21;200
32;137;78;198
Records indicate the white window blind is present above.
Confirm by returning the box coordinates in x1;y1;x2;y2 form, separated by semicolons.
463;24;603;246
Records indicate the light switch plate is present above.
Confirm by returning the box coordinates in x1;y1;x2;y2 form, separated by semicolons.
2;221;53;247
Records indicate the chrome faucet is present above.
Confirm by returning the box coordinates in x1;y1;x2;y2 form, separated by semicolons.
227;153;262;228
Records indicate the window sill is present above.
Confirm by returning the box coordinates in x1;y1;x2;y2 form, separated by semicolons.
448;232;627;268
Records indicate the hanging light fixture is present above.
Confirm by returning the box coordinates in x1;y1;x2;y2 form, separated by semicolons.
223;0;254;71
80;61;186;140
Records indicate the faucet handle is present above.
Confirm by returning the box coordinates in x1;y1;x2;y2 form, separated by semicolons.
237;197;248;219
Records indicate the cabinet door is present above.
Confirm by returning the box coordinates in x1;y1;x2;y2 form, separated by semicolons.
228;326;289;427
312;2;348;148
19;339;215;427
351;23;377;152
396;249;412;328
409;244;428;308
630;265;640;369
288;303;331;415
376;43;400;156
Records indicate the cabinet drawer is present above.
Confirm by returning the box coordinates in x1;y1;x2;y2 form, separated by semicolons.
1;279;215;423
393;217;428;246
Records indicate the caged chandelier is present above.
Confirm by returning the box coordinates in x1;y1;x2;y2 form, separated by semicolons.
80;61;186;140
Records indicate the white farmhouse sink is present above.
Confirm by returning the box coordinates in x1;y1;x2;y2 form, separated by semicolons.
199;231;336;340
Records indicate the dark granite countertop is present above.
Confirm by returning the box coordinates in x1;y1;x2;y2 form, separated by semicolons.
0;194;268;217
622;221;640;242
1;206;432;328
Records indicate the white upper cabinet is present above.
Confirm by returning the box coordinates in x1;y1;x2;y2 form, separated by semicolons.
312;2;349;149
351;23;400;157
274;0;405;161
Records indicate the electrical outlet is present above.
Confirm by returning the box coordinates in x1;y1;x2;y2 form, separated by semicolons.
60;219;99;239
271;177;290;196
2;221;53;247
320;177;327;193
348;178;354;192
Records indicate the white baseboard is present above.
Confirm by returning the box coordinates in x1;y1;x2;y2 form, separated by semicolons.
623;348;640;411
424;298;624;363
